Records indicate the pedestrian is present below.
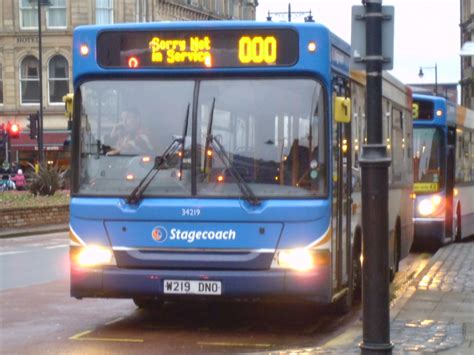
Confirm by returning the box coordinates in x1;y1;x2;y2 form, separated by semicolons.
11;169;26;190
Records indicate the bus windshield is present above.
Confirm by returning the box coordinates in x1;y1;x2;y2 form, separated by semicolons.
77;78;327;198
413;127;443;191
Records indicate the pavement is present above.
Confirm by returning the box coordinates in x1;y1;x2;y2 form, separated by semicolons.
0;223;69;238
278;239;474;354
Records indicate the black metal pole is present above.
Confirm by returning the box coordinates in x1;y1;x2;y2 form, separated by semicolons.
37;0;44;163
434;63;438;96
359;0;393;354
288;2;291;22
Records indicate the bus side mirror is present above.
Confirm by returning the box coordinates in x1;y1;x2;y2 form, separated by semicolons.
63;93;74;119
334;97;351;123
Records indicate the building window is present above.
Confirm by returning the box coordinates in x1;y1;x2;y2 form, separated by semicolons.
0;63;3;104
216;0;223;14
47;0;67;28
20;56;40;104
136;0;147;22
20;0;38;29
48;55;69;104
96;0;113;24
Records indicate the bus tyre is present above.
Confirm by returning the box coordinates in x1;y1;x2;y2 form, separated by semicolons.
454;206;462;242
390;223;401;282
389;236;400;282
334;286;353;315
333;246;360;315
133;298;163;310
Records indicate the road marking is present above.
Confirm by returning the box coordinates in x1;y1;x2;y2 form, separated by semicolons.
0;250;27;256
69;330;93;340
69;329;144;343
197;341;271;348
104;317;124;326
45;244;69;250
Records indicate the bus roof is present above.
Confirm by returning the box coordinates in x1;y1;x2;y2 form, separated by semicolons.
72;21;350;85
413;93;474;130
413;94;457;128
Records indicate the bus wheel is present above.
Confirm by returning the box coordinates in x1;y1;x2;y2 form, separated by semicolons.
389;227;400;282
133;298;163;310
454;206;462;242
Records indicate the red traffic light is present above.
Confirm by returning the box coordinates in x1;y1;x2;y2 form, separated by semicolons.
8;122;20;138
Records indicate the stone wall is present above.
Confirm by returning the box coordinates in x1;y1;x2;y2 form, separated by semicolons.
0;205;69;229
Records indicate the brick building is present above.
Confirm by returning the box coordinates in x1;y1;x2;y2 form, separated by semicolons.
461;0;474;109
0;0;257;167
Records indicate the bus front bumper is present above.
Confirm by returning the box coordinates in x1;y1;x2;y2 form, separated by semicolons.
413;218;445;246
70;266;332;304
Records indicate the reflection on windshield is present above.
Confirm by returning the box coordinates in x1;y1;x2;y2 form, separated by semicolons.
78;80;194;196
77;79;326;198
196;79;326;198
413;128;443;188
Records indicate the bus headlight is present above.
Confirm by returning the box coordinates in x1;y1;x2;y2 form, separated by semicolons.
76;245;115;267
278;249;315;271
417;195;443;217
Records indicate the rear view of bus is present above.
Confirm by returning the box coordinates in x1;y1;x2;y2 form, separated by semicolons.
412;94;474;248
69;22;347;308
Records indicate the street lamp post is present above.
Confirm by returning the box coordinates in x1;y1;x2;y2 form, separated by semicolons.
418;63;438;96
266;2;314;22
33;0;51;163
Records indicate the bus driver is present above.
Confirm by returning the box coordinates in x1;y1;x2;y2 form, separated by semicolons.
106;108;153;155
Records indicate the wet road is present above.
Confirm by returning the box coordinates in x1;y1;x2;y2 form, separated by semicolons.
0;232;431;354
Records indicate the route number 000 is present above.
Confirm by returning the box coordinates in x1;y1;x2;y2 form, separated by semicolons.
238;36;277;64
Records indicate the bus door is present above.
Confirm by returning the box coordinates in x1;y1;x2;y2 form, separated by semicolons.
332;79;352;291
445;126;456;239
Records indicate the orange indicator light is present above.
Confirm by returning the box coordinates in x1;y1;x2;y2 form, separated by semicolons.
178;151;183;157
217;175;224;182
128;57;139;68
80;45;89;56
454;188;458;197
126;174;134;181
204;55;212;68
207;149;213;157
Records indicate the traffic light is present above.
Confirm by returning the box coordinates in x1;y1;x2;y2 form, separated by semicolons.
28;113;38;139
8;122;20;139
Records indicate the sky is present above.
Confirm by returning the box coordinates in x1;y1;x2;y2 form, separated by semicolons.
256;0;461;86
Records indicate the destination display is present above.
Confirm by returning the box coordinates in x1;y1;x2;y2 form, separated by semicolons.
97;29;299;68
412;100;435;120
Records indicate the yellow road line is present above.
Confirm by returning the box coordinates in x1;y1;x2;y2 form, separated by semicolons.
197;341;271;348
69;329;144;343
104;317;124;326
69;330;93;340
72;336;144;343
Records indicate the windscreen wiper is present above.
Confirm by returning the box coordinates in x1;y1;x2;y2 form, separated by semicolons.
179;104;190;181
207;136;260;206
202;98;260;206
126;104;190;204
202;98;216;173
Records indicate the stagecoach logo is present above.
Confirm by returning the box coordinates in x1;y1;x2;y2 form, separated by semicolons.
151;226;168;243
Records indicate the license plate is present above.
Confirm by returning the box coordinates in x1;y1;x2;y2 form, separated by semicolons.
163;279;222;295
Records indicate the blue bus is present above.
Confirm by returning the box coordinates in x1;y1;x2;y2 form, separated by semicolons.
69;21;413;310
412;94;474;248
